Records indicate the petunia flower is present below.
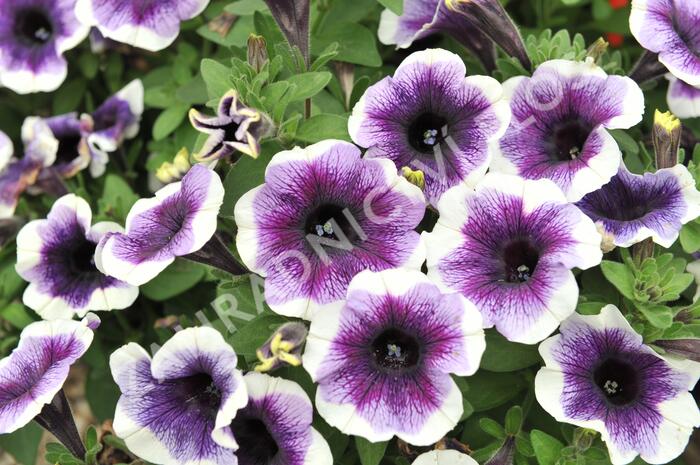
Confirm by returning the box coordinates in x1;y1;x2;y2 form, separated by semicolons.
95;164;226;286
82;79;144;177
15;194;138;320
0;0;88;94
190;90;270;163
0;131;11;168
630;0;700;86
348;48;510;205
0;315;99;459
425;173;603;344
491;58;644;201
303;268;486;445
378;0;498;71
74;0;210;52
231;372;332;465
535;305;700;465
234;140;426;320
0;118;57;218
413;450;478;465
576;164;700;248
110;327;248;465
666;74;700;119
38;114;92;179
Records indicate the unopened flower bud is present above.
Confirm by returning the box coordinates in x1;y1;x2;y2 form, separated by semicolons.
255;322;308;372
156;148;191;184
247;34;269;73
586;37;609;63
401;167;425;190
652;110;682;169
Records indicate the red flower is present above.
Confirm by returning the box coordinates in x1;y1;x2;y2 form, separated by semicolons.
609;0;629;9
606;32;624;48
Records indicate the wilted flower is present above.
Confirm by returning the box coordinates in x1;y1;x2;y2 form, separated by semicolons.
15;194;138;320
491;58;644;201
110;327;248;465
231;372;332;465
190;90;270;163
666;75;700;120
74;0;210;51
576;164;700;248
412;450;479;465
303;268;486;445
155;148;191;184
0;0;89;94
82;79;144;177
262;0;310;64
234;140;426;320
655;339;700;363
425;173;603;344
535;305;700;465
378;0;498;71
630;0;700;86
348;48;510;205
0;315;99;458
255;322;308;372
96;164;225;286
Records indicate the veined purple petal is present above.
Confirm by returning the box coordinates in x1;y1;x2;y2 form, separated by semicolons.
0;316;95;434
425;173;603;344
303;268;485;445
75;0;210;51
0;0;88;94
110;327;247;465
666;74;700;119
535;305;700;465
234;140;426;320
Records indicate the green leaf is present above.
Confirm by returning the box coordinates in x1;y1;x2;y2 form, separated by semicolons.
286;72;333;102
377;0;403;15
222;141;280;214
0;302;35;329
609;129;639;156
201;58;232;100
637;304;674;329
355;437;388;465
152;104;189;141
680;220;700;253
313;23;382;67
467;371;527;412
98;174;139;223
505;405;524;435
0;422;43;465
296;114;350;143
600;260;636;300
480;330;540;372
225;0;267;15
141;260;207;301
229;314;287;357
480;418;506;439
530;430;565;465
53;79;87;114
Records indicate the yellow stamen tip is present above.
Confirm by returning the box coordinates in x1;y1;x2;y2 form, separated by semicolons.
654;110;681;133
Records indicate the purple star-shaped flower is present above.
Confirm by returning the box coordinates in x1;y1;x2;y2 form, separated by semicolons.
491;59;645;201
75;0;210;51
110;327;248;465
234;140;426;320
348;48;510;205
0;0;88;94
536;305;700;465
303;268;486;445
425;173;603;344
16;194;138;320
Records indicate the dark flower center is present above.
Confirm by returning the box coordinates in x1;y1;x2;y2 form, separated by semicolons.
222;121;242;142
65;238;98;274
172;373;222;419
408;113;448;153
593;358;640;406
304;204;358;242
502;239;540;283
371;328;421;372
545;119;592;162
230;413;279;465
56;134;82;164
15;8;53;45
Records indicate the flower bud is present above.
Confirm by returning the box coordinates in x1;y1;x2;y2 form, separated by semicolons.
652;109;682;169
247;34;269;73
255;322;308;372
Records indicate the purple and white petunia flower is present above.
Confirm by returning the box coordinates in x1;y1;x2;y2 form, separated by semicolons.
15;194;138;320
83;79;144;177
110;327;248;465
231;372;332;465
0;315;99;458
38;113;92;178
425;173;603;344
96;164;225;286
576;163;700;248
666;74;700;119
0;118;57;218
303;268;486;445
412;450;478;465
349;48;510;205
630;0;700;87
491;58;645;201
0;0;88;94
0;131;12;169
378;0;497;71
535;305;700;465
190;90;270;163
75;0;210;52
234;140;426;320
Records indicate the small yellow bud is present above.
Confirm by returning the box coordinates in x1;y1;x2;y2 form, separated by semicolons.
155;148;191;184
401;167;425;190
652;109;682;169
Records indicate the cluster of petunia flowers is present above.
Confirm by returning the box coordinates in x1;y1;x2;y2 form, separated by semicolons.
2;40;700;465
